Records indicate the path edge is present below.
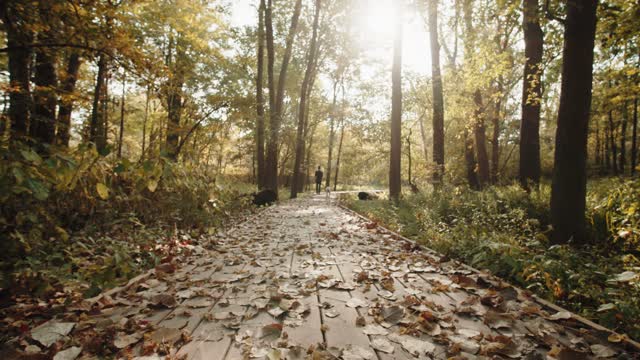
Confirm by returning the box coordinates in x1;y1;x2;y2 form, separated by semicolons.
337;201;640;352
86;205;273;306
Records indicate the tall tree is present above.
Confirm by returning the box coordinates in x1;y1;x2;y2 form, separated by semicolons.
30;2;58;148
264;0;303;196
490;81;502;183
389;0;403;202
608;110;618;174
519;0;543;188
89;55;108;151
620;102;628;173
117;72;126;158
325;80;339;189
291;0;322;199
56;52;81;147
256;0;266;189
632;98;638;175
334;120;345;191
428;0;445;184
473;91;490;186
2;1;33;140
462;0;488;188
550;0;598;244
464;128;480;189
165;35;186;160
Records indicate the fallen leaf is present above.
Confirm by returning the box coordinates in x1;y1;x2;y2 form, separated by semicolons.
484;310;513;329
381;305;404;325
548;311;572;321
590;344;617;358
325;310;339;318
268;307;285;318
31;321;76;347
150;294;177;308
114;332;143;349
610;271;637;283
607;333;627;343
362;324;388;336
388;333;435;356
346;297;368;308
53;346;82;360
342;345;375;360
370;337;394;354
448;335;480;355
260;323;283;340
149;327;182;345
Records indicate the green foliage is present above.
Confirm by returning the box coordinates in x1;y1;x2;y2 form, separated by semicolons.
0;143;253;298
345;180;640;340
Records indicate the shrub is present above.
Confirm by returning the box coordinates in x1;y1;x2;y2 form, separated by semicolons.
0;143;253;298
343;180;640;339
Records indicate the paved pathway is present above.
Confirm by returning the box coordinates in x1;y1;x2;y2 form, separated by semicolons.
7;195;637;359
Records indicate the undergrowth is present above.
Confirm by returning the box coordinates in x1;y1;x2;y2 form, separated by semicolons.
0;143;255;302
344;180;640;340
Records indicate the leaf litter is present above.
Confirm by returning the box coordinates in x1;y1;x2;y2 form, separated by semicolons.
1;197;634;359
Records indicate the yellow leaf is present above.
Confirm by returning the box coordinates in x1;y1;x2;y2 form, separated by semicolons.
147;179;158;192
55;226;69;241
96;183;109;200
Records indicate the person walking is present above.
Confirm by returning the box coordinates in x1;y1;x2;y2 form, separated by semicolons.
314;166;323;194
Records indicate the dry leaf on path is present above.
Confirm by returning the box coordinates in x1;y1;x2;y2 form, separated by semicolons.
53;346;82;360
31;321;76;347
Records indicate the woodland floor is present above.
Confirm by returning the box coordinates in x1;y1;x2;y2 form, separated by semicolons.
2;194;637;359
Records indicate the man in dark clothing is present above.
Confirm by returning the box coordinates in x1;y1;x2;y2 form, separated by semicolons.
314;166;323;194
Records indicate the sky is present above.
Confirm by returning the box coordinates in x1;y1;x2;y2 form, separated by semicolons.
229;0;433;77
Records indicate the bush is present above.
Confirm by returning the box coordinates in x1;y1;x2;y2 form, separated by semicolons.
0;143;254;299
343;180;640;340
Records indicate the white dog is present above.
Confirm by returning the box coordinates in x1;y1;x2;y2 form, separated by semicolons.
325;186;331;204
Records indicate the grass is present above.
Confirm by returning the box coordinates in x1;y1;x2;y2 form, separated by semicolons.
343;179;640;340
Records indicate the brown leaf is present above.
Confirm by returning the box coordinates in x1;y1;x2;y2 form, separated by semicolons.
155;262;176;274
150;294;177;308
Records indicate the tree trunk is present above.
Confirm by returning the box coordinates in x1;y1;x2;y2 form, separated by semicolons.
428;0;445;183
550;0;598;245
620;102;628;174
256;0;266;189
464;128;480;189
141;85;151;161
264;0;303;196
291;0;321;199
389;1;403;202
473;90;490;187
90;55;107;152
418;114;429;164
406;130;413;185
605;116;611;171
609;110;618;174
117;72;126;158
56;52;81;147
491;95;501;183
103;74;111;147
519;0;543;188
166;40;185;160
632;98;638;175
325;80;339;188
463;0;487;189
595;118;601;168
299;42;321;193
334;122;345;191
305;121;319;191
3;2;33;141
31;46;58;147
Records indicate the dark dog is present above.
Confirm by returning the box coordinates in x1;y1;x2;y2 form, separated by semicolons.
252;189;277;206
358;191;378;200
